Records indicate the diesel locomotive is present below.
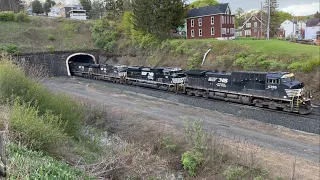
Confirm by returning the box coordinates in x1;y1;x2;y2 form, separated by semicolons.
69;61;312;114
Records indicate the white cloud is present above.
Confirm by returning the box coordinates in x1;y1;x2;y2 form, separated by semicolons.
281;2;319;16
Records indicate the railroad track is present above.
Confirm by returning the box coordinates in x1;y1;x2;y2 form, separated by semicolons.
77;77;320;121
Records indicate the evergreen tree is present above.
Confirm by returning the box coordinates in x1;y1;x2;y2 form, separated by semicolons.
314;11;320;19
32;0;44;14
80;0;92;18
132;0;185;39
43;0;56;15
264;0;279;36
91;0;105;19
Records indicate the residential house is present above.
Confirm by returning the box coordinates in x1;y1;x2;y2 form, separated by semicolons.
48;2;64;17
238;14;266;37
61;4;87;20
305;18;320;40
186;3;235;40
280;20;306;38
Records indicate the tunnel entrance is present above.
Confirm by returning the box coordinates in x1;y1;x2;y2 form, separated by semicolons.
66;53;96;76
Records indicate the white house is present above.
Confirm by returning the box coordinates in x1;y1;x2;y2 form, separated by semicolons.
305;18;320;40
280;19;306;38
48;2;64;17
61;4;87;20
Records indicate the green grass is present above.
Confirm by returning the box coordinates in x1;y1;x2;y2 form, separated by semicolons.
7;143;94;179
230;38;320;57
0;16;97;53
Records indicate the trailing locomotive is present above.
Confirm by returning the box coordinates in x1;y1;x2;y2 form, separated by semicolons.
68;61;312;114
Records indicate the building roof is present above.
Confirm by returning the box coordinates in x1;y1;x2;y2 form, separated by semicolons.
241;14;267;29
186;3;230;18
51;2;64;9
306;18;320;27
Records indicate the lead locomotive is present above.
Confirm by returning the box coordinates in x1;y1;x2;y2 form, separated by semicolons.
69;62;312;114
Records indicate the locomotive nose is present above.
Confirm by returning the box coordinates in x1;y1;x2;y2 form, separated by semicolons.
284;81;304;89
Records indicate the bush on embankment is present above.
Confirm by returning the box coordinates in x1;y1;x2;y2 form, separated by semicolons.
0;55;83;139
0;11;29;22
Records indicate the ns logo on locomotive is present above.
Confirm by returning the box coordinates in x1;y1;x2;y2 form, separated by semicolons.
69;61;312;115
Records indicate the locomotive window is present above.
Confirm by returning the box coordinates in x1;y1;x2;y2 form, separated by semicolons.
267;79;280;84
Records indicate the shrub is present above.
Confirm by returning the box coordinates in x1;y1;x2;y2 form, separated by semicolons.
181;150;204;176
223;166;246;180
48;34;56;41
10;100;69;152
0;11;15;21
214;55;235;69
4;44;19;54
7;143;92;179
45;45;55;53
162;136;178;152
187;53;202;69
288;59;320;72
14;12;30;22
0;59;83;138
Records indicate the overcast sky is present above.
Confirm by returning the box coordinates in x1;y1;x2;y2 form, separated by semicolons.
187;0;320;16
26;0;319;16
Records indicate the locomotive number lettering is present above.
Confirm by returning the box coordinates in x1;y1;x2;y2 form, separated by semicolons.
209;77;228;83
267;85;277;90
216;83;227;87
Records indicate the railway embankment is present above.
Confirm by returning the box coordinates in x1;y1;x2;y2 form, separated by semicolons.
93;13;320;101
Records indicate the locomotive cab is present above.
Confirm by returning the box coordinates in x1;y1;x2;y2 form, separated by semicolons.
266;72;312;114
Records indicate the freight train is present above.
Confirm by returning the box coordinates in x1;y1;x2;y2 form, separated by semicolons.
69;61;312;114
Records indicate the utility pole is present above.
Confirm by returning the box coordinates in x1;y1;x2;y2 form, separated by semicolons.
260;2;263;38
292;14;295;40
267;0;271;40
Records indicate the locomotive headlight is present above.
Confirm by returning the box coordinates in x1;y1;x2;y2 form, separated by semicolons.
283;96;287;98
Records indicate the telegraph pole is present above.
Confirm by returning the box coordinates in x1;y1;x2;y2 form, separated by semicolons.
260;2;263;38
267;0;271;40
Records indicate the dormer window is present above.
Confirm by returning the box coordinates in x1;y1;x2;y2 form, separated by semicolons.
198;18;202;26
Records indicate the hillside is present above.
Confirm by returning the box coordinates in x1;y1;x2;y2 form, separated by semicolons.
0;16;97;53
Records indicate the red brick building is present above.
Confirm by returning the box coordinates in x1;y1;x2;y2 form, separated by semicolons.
239;14;267;38
186;3;235;40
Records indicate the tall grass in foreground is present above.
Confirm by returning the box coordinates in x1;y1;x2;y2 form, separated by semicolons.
6;143;94;179
0;55;83;138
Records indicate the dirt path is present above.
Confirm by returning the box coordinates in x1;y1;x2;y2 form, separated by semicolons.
44;77;320;180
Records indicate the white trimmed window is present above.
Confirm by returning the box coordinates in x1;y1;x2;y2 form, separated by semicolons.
198;18;202;26
230;28;234;34
226;16;229;24
199;29;202;36
191;29;194;37
211;27;215;35
191;19;194;27
245;29;251;36
254;22;258;28
227;28;230;34
232;17;235;24
222;28;226;34
246;23;251;28
224;16;226;24
211;16;214;25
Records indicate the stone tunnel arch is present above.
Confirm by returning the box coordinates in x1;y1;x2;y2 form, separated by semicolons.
66;53;96;76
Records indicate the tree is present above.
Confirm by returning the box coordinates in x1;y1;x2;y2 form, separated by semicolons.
90;0;106;19
0;0;25;12
32;0;44;14
133;0;186;39
264;0;279;36
189;0;218;8
105;0;124;21
80;0;92;18
314;11;320;18
234;7;245;28
276;11;293;24
43;0;56;15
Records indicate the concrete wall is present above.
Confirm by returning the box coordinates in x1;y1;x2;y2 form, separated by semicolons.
13;50;100;76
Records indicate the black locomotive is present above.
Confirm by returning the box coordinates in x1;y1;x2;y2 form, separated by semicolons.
68;61;312;114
